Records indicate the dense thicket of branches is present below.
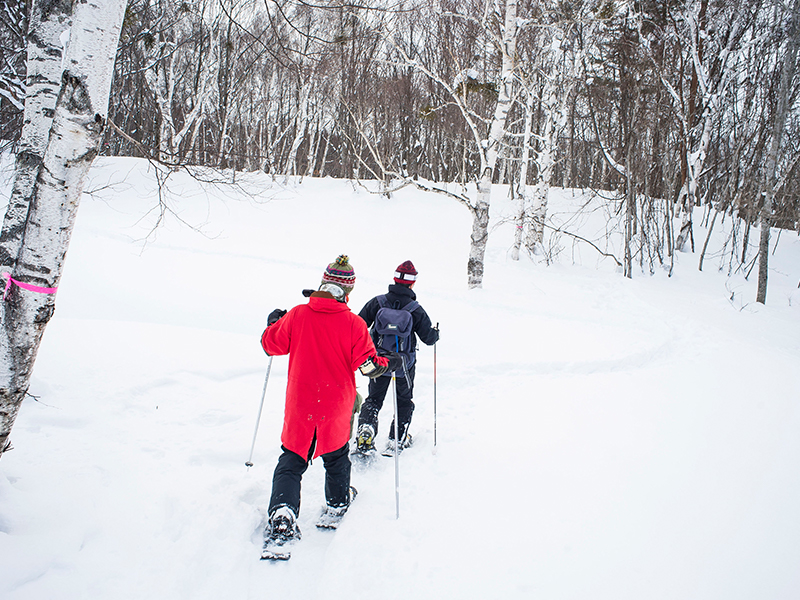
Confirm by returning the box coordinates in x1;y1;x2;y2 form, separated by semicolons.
3;0;798;270
0;0;27;144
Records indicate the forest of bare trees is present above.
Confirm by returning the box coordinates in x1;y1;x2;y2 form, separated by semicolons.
3;0;796;283
1;0;798;279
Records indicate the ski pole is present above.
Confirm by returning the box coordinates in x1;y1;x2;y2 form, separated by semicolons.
245;355;274;468
392;368;400;519
433;322;438;452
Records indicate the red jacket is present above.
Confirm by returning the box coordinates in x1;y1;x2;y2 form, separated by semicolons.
261;293;381;458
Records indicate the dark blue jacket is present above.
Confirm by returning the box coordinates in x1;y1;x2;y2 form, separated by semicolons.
358;284;439;352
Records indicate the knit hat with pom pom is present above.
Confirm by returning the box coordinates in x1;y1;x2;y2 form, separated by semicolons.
321;255;356;296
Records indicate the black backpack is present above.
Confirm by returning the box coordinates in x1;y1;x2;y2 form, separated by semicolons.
372;295;420;373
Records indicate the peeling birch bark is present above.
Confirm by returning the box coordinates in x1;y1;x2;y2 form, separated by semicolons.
0;0;127;458
467;0;517;288
0;0;73;273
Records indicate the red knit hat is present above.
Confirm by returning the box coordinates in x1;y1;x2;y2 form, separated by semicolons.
393;260;418;285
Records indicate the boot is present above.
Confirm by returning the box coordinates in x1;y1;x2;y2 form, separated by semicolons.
316;486;358;530
382;428;413;457
355;423;376;454
261;505;301;560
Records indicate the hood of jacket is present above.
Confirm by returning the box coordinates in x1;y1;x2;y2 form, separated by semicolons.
308;291;350;313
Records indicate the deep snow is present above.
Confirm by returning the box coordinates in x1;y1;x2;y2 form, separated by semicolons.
1;157;799;600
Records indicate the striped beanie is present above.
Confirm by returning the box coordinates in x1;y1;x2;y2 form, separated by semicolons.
394;260;418;285
321;255;356;295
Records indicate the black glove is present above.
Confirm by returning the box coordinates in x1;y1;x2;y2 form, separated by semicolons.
358;356;388;378
268;308;287;325
378;349;403;373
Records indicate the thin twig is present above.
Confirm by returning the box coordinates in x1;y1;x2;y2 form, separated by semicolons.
537;218;623;267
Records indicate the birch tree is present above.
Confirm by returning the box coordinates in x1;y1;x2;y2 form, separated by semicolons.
756;0;800;304
276;3;325;177
390;0;520;288
138;0;181;161
467;0;518;287
512;3;580;259
660;0;755;252
0;0;72;275
510;82;535;261
0;0;127;458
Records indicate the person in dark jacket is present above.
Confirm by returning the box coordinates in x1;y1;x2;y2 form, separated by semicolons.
259;255;393;560
355;260;439;455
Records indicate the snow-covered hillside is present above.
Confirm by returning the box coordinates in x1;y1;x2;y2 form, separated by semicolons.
1;157;799;599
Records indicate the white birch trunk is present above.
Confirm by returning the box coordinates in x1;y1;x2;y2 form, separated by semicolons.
675;117;712;252
467;0;517;288
0;0;72;272
173;21;217;158
174;93;207;154
528;72;564;255
511;87;535;261
304;121;319;178
0;0;127;458
141;24;177;162
218;113;230;167
516;29;572;259
138;2;216;163
671;4;746;252
386;0;517;288
287;81;312;177
319;133;330;178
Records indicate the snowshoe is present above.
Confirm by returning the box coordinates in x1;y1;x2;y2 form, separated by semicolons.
381;433;413;457
316;486;358;530
351;448;378;471
352;424;378;469
261;506;301;561
355;424;376;453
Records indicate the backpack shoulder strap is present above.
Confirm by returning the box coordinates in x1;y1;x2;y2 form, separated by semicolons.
403;300;420;314
376;295;390;309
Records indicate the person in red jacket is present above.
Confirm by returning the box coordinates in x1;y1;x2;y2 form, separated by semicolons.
259;255;394;560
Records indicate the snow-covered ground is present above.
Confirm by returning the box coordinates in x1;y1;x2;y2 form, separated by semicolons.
1;157;799;599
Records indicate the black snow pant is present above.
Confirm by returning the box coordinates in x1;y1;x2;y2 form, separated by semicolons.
268;440;351;517
358;364;415;440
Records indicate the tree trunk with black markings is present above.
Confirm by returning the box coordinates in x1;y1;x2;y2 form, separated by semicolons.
0;0;127;458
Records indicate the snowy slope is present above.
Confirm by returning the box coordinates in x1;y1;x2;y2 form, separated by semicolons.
1;157;799;600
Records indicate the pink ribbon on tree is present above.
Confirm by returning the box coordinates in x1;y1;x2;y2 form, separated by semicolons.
2;272;58;300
